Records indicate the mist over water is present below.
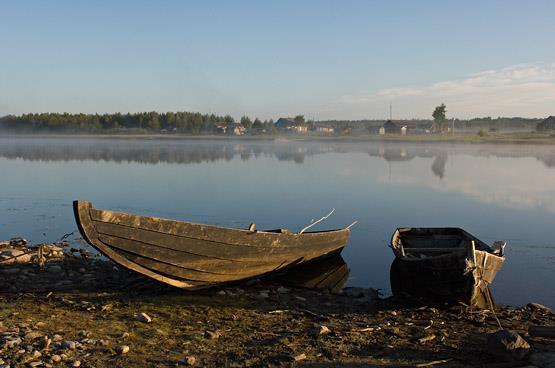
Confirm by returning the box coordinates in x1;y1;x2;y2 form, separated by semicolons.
0;137;553;307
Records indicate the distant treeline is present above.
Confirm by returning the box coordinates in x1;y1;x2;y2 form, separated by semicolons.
0;112;544;133
0;112;268;133
319;117;543;129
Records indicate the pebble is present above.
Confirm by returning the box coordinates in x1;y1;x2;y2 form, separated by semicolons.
72;360;81;367
184;356;196;366
318;325;331;335
52;334;63;342
204;331;221;340
98;339;111;347
115;345;130;355
77;330;91;338
217;290;226;296
277;286;290;293
418;334;436;344
24;331;43;341
5;337;22;348
487;329;530;362
135;312;152;323
293;353;307;362
120;332;130;339
257;291;269;299
40;337;52;350
528;303;553;314
50;355;61;363
62;340;76;350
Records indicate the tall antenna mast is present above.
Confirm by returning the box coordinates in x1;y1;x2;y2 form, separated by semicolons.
389;103;393;120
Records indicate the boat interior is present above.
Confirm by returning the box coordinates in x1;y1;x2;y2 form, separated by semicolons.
391;227;492;258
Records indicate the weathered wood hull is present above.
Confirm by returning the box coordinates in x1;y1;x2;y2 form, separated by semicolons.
389;227;505;308
73;200;350;289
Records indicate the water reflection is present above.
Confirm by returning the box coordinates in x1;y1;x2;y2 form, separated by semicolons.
1;137;555;174
273;255;349;293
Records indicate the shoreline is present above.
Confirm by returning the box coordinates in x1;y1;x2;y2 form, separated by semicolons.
1;132;555;145
1;240;554;367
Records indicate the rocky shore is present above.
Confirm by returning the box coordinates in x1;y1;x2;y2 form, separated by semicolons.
1;239;554;367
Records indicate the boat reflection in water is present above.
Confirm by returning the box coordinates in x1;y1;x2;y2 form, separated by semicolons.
272;255;350;293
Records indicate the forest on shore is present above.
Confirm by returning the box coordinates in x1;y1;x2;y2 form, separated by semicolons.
0;111;544;134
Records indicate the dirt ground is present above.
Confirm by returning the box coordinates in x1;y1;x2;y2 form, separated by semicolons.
1;241;554;367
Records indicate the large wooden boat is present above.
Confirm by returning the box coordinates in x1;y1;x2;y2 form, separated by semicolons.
73;200;351;289
389;227;505;308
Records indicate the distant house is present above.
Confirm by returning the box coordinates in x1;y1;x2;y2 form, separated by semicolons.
275;118;295;129
247;127;266;135
226;123;246;135
213;124;227;134
315;126;334;134
380;120;416;135
275;118;307;133
340;127;351;135
537;116;555;131
380;120;402;134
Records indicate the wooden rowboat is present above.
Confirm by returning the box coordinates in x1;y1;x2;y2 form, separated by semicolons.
73;200;351;289
389;227;505;308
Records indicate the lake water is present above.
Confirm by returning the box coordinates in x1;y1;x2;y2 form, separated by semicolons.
0;137;553;307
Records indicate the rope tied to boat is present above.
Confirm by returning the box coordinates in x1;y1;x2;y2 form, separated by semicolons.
464;241;502;329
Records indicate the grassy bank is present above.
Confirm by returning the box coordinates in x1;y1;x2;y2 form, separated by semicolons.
1;132;554;145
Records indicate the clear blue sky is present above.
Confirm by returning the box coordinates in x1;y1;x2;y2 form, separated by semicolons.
1;0;554;119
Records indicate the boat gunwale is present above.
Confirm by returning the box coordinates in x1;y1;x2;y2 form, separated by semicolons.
389;227;503;260
89;206;349;237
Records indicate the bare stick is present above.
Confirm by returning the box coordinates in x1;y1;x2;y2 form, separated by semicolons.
415;359;451;367
299;209;335;234
345;221;358;230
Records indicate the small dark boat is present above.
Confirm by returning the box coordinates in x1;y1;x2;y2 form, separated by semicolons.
73;200;351;289
389;227;505;308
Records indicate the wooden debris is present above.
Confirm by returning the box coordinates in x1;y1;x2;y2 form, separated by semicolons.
418;334;436;344
529;325;555;338
415;359;451;367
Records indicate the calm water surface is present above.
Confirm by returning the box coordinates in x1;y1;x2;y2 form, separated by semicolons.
0;137;553;307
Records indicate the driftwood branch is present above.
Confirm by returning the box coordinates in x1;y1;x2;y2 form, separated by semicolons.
415;359;451;367
529;325;555;338
299;209;335;234
0;248;36;264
